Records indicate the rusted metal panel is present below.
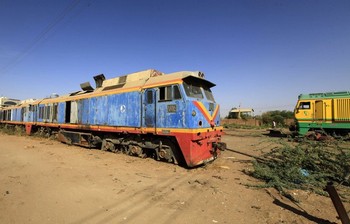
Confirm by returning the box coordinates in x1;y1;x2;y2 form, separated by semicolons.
57;130;93;147
25;124;32;135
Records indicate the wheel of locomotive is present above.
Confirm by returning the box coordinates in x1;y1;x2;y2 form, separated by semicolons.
157;139;180;164
305;131;317;140
101;139;115;152
129;145;146;158
120;145;130;155
159;145;174;163
44;127;52;138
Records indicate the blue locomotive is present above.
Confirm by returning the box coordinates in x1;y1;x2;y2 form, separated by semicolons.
0;69;225;167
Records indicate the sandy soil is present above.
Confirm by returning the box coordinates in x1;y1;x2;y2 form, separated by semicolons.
0;129;348;224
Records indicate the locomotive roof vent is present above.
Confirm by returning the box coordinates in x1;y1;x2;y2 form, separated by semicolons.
50;93;59;98
93;74;106;88
197;72;205;78
80;82;94;91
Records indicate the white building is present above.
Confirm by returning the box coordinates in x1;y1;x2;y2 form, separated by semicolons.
0;97;21;108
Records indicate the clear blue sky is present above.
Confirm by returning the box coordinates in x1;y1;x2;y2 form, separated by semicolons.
1;0;349;116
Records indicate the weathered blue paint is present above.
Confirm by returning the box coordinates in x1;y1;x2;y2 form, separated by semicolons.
104;92;141;127
64;92;143;127
184;100;220;129
95;96;108;125
23;106;35;122
0;72;222;154
58;102;65;124
12;108;21;121
88;97;97;125
156;99;185;128
143;89;156;128
80;98;90;124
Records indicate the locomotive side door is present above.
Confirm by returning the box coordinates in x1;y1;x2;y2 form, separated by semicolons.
142;89;156;131
315;100;324;122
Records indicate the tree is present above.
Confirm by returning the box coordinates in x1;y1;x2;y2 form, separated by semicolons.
260;110;293;127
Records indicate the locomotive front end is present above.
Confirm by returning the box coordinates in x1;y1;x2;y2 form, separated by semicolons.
173;73;226;167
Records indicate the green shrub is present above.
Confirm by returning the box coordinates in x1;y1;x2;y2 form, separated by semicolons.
247;140;350;199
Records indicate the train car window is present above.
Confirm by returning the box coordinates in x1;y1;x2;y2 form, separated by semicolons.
159;86;172;101
174;85;181;100
299;102;310;109
159;85;182;101
183;81;204;99
166;86;172;99
146;90;153;104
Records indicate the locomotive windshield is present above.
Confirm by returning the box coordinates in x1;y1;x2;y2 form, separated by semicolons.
183;78;216;102
183;81;203;99
203;88;215;102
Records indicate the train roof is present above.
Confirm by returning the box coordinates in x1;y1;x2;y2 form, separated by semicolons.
298;91;350;100
2;69;216;107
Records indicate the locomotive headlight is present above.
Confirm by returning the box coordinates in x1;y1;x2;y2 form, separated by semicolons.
192;110;196;116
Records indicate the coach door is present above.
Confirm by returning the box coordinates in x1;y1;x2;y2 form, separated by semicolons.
315;100;324;122
143;89;156;131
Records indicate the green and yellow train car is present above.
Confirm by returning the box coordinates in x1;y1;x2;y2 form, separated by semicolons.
294;91;350;136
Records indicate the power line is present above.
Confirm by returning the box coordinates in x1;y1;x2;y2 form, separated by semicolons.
0;0;82;73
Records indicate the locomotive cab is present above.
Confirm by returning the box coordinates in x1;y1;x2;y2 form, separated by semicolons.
174;74;224;166
294;100;312;135
143;72;224;166
182;76;220;129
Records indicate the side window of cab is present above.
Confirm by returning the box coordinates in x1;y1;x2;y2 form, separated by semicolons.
159;85;182;102
299;102;310;109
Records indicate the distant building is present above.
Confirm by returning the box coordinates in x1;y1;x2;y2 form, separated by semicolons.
20;98;36;104
0;97;20;108
228;108;254;119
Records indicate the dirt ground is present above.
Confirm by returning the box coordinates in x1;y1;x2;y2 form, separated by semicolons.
0;129;348;224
